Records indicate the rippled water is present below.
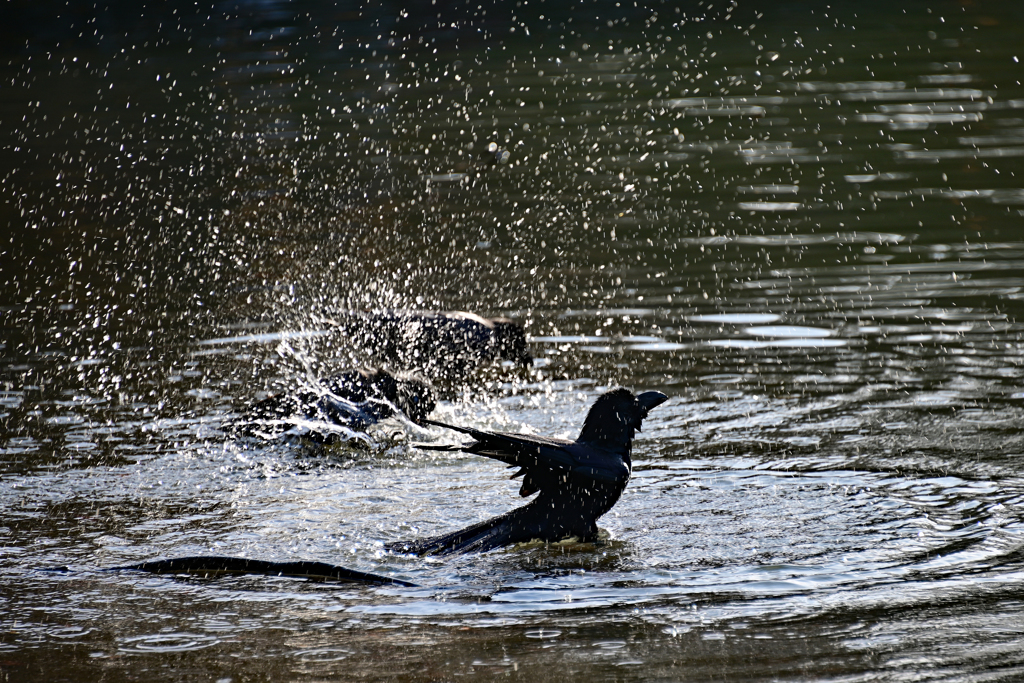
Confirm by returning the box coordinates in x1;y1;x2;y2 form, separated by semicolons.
5;1;1024;680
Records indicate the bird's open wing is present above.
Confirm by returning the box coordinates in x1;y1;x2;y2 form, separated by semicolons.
423;418;629;495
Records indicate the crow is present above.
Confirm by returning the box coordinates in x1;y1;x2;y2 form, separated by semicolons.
239;367;435;443
331;310;532;384
387;388;668;555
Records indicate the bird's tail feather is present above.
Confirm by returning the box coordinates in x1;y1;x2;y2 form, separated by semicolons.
386;509;524;556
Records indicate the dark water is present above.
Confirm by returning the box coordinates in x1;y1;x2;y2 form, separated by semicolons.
5;1;1024;680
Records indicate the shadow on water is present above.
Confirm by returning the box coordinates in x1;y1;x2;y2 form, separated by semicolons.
5;0;1024;680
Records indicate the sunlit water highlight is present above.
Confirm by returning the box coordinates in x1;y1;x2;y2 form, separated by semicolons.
4;1;1024;680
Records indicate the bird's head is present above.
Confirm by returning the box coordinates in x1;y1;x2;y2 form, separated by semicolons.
357;367;398;398
577;388;669;448
394;374;437;425
490;318;533;368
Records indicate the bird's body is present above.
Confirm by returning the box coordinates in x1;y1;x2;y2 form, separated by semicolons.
332;310;532;384
387;388;668;555
239;367;434;443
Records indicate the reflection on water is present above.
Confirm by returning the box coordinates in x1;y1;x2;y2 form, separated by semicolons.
5;0;1024;680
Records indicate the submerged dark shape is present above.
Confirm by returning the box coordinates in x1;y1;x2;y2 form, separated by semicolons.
112;556;416;586
240;367;435;442
331;310;532;383
387;388;668;555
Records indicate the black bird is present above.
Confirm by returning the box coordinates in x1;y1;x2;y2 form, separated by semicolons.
239;367;435;443
387;388;668;555
331;310;532;384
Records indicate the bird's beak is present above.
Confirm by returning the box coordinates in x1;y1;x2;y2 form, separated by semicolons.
636;391;669;423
